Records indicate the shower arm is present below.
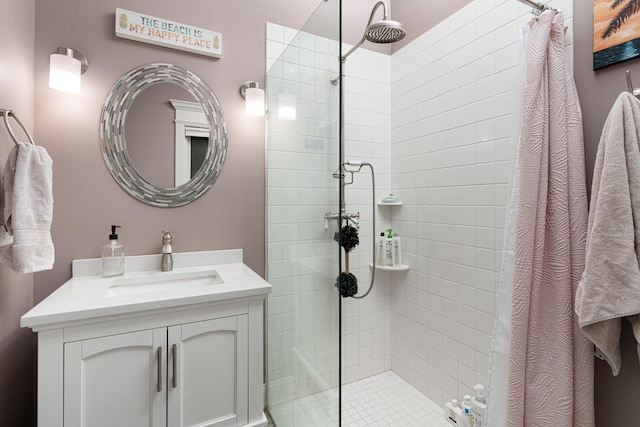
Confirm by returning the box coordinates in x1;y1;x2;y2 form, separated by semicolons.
341;0;389;63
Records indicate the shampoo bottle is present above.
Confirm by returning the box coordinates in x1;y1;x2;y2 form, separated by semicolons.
376;232;385;266
460;395;472;427
470;384;487;427
385;228;394;266
392;232;402;267
102;225;124;277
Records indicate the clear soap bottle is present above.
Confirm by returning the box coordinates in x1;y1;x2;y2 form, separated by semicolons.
102;225;124;277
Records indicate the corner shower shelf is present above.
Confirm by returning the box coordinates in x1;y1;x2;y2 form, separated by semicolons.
377;201;403;206
370;263;410;271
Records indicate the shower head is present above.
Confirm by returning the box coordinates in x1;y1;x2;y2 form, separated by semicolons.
365;19;406;44
341;0;406;62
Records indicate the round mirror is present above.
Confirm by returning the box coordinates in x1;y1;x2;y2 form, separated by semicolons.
99;63;228;207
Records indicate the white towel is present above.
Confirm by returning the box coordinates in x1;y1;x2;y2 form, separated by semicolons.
0;142;54;274
576;92;640;376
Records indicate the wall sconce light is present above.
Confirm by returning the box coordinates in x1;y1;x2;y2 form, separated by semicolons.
49;47;89;93
277;93;297;121
239;81;265;116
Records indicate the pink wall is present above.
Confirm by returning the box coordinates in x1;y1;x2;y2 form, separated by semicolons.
32;0;323;302
0;0;36;425
391;0;473;53
574;2;640;426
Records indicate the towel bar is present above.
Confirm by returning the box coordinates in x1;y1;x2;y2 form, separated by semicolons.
0;109;35;146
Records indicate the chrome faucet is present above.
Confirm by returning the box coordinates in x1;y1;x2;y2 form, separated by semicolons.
161;230;173;271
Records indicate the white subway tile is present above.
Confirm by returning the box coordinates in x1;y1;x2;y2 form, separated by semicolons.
495;43;519;72
476;0;497;18
475;8;496;38
475;31;495;61
494;0;518;27
494;21;518;51
266;23;284;43
458;22;477;51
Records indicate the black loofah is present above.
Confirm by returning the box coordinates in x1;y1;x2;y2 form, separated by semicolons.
336;272;358;298
335;225;359;253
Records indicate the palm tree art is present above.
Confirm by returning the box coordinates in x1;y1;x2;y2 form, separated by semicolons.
601;0;640;40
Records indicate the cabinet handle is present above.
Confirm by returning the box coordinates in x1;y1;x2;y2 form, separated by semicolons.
157;347;163;392
172;344;177;388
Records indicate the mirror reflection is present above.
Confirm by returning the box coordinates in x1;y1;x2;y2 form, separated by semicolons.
125;83;209;188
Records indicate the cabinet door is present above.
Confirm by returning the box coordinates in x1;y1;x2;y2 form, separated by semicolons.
168;315;249;427
64;329;167;427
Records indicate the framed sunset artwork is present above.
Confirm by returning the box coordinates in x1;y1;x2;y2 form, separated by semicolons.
594;0;640;69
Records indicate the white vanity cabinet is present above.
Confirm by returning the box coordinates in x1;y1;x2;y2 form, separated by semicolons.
63;306;254;427
22;250;271;427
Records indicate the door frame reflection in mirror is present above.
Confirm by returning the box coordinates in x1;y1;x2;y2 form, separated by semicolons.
170;99;210;186
99;63;228;208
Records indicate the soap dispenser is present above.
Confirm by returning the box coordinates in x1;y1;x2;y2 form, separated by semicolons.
102;225;124;277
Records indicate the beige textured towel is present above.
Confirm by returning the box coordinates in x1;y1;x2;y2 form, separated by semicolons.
0;142;54;274
576;92;640;376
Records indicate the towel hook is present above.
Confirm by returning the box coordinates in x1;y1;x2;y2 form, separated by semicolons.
626;70;640;98
0;109;35;146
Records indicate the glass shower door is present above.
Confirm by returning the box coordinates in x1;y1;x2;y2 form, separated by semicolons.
265;0;341;426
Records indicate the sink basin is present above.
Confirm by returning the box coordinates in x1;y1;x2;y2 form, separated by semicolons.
103;270;224;297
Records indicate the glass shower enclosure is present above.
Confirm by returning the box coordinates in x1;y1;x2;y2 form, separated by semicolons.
265;0;342;426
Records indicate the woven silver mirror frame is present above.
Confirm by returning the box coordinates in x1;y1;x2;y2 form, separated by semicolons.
99;63;228;207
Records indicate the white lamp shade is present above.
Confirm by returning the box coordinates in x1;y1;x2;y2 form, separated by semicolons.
49;53;81;93
278;94;297;120
245;87;265;116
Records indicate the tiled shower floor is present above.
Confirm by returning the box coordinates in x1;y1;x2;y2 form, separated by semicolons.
268;371;451;426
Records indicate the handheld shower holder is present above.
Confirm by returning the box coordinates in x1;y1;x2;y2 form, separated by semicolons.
324;211;360;230
342;160;367;186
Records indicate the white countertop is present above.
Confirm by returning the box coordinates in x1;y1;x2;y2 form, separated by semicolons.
21;249;271;330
